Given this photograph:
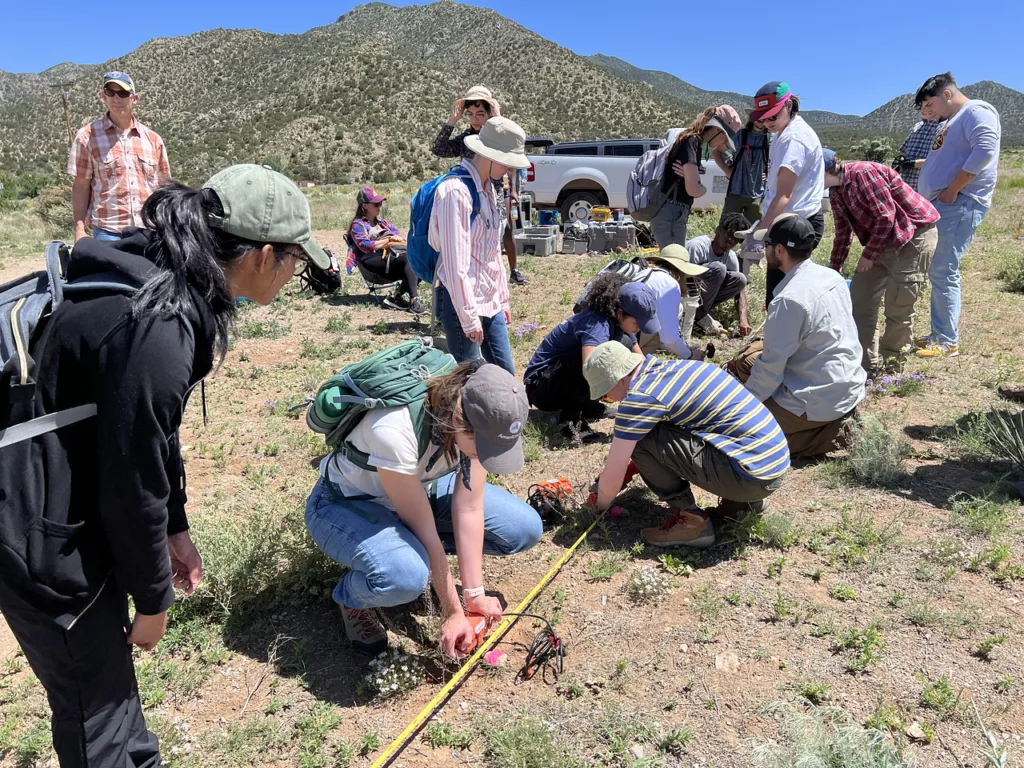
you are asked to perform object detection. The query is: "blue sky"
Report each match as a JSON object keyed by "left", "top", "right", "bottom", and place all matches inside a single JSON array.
[{"left": 2, "top": 0, "right": 1019, "bottom": 116}]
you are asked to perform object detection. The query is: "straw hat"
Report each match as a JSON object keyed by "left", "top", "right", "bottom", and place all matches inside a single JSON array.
[
  {"left": 647, "top": 244, "right": 708, "bottom": 277},
  {"left": 464, "top": 117, "right": 531, "bottom": 170}
]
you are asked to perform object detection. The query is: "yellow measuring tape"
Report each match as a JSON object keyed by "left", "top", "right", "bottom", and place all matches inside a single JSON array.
[{"left": 370, "top": 511, "right": 606, "bottom": 768}]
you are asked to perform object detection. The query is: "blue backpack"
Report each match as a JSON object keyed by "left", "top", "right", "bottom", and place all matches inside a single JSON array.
[{"left": 407, "top": 166, "right": 480, "bottom": 284}]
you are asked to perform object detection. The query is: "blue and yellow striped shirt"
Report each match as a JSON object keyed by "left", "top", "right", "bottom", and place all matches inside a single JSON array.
[{"left": 613, "top": 356, "right": 790, "bottom": 481}]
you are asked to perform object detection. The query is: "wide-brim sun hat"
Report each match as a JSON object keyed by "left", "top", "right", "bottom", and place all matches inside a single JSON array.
[
  {"left": 751, "top": 81, "right": 792, "bottom": 122},
  {"left": 464, "top": 116, "right": 531, "bottom": 170},
  {"left": 702, "top": 116, "right": 736, "bottom": 153},
  {"left": 583, "top": 342, "right": 645, "bottom": 401},
  {"left": 649, "top": 244, "right": 708, "bottom": 277},
  {"left": 203, "top": 164, "right": 331, "bottom": 270}
]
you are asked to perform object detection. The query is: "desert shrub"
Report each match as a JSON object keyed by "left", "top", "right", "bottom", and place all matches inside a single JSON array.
[{"left": 847, "top": 415, "right": 909, "bottom": 485}]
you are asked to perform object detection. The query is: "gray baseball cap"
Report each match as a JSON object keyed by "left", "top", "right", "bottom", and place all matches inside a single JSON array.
[
  {"left": 462, "top": 364, "right": 529, "bottom": 475},
  {"left": 203, "top": 164, "right": 331, "bottom": 269}
]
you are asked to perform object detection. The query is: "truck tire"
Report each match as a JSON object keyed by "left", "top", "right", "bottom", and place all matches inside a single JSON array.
[{"left": 560, "top": 191, "right": 602, "bottom": 226}]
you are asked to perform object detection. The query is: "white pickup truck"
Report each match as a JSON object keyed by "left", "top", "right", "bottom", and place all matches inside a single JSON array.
[{"left": 524, "top": 135, "right": 730, "bottom": 225}]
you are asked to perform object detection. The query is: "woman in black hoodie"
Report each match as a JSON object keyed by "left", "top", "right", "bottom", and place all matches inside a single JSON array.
[{"left": 0, "top": 164, "right": 330, "bottom": 767}]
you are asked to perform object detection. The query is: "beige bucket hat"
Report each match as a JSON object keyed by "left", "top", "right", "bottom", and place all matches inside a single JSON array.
[
  {"left": 464, "top": 116, "right": 531, "bottom": 170},
  {"left": 648, "top": 244, "right": 708, "bottom": 277}
]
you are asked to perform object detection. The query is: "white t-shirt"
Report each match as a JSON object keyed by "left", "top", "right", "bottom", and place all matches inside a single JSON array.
[
  {"left": 319, "top": 406, "right": 458, "bottom": 511},
  {"left": 643, "top": 268, "right": 691, "bottom": 359},
  {"left": 763, "top": 115, "right": 824, "bottom": 218}
]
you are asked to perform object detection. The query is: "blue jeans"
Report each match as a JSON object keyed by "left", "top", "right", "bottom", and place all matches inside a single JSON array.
[
  {"left": 92, "top": 227, "right": 122, "bottom": 241},
  {"left": 435, "top": 285, "right": 516, "bottom": 375},
  {"left": 304, "top": 474, "right": 543, "bottom": 609},
  {"left": 928, "top": 195, "right": 988, "bottom": 345}
]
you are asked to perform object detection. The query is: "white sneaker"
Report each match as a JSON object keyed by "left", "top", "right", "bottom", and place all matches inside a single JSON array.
[{"left": 339, "top": 604, "right": 388, "bottom": 654}]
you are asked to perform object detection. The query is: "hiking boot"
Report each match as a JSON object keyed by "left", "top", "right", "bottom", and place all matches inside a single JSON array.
[
  {"left": 510, "top": 269, "right": 528, "bottom": 285},
  {"left": 339, "top": 604, "right": 388, "bottom": 655},
  {"left": 916, "top": 342, "right": 959, "bottom": 359},
  {"left": 408, "top": 297, "right": 428, "bottom": 316},
  {"left": 559, "top": 419, "right": 603, "bottom": 444},
  {"left": 383, "top": 292, "right": 410, "bottom": 311},
  {"left": 642, "top": 509, "right": 716, "bottom": 549},
  {"left": 998, "top": 384, "right": 1024, "bottom": 403},
  {"left": 707, "top": 498, "right": 770, "bottom": 522}
]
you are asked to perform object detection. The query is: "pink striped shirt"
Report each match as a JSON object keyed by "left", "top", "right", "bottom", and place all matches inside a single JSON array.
[{"left": 429, "top": 160, "right": 509, "bottom": 335}]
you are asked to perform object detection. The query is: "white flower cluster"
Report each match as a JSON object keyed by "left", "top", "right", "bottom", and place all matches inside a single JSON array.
[
  {"left": 625, "top": 566, "right": 672, "bottom": 603},
  {"left": 363, "top": 649, "right": 422, "bottom": 700},
  {"left": 168, "top": 717, "right": 195, "bottom": 757}
]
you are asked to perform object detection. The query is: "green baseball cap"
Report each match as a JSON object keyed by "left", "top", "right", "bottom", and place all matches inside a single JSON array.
[{"left": 203, "top": 164, "right": 330, "bottom": 269}]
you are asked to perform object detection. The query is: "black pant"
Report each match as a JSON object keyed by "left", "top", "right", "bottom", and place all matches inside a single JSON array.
[
  {"left": 359, "top": 250, "right": 419, "bottom": 299},
  {"left": 0, "top": 579, "right": 161, "bottom": 767},
  {"left": 524, "top": 352, "right": 597, "bottom": 423},
  {"left": 765, "top": 210, "right": 825, "bottom": 305}
]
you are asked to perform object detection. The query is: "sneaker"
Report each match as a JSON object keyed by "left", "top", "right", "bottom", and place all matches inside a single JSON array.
[
  {"left": 916, "top": 342, "right": 959, "bottom": 359},
  {"left": 913, "top": 335, "right": 933, "bottom": 349},
  {"left": 382, "top": 292, "right": 410, "bottom": 311},
  {"left": 408, "top": 297, "right": 428, "bottom": 316},
  {"left": 641, "top": 510, "right": 716, "bottom": 549},
  {"left": 339, "top": 604, "right": 388, "bottom": 654},
  {"left": 559, "top": 419, "right": 603, "bottom": 444},
  {"left": 510, "top": 269, "right": 528, "bottom": 285}
]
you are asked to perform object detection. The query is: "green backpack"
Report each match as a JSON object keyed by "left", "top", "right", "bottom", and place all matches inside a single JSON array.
[{"left": 307, "top": 338, "right": 457, "bottom": 471}]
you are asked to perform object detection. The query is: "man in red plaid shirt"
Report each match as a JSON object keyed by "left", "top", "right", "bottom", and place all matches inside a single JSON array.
[
  {"left": 825, "top": 151, "right": 938, "bottom": 374},
  {"left": 68, "top": 71, "right": 171, "bottom": 242}
]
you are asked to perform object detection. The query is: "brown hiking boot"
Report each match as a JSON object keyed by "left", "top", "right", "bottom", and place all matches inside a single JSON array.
[
  {"left": 997, "top": 384, "right": 1024, "bottom": 403},
  {"left": 339, "top": 604, "right": 388, "bottom": 655},
  {"left": 641, "top": 509, "right": 716, "bottom": 549}
]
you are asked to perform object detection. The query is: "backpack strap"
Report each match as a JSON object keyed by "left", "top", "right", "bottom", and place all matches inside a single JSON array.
[
  {"left": 449, "top": 166, "right": 480, "bottom": 223},
  {"left": 0, "top": 404, "right": 97, "bottom": 449}
]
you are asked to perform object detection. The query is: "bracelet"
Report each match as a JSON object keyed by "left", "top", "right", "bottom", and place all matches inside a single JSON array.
[{"left": 462, "top": 585, "right": 485, "bottom": 599}]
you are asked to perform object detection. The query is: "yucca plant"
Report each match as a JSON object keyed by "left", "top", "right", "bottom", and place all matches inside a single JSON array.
[{"left": 980, "top": 409, "right": 1024, "bottom": 468}]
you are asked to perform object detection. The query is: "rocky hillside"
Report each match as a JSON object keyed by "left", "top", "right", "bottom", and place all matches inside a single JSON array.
[
  {"left": 0, "top": 1, "right": 698, "bottom": 185},
  {"left": 586, "top": 54, "right": 860, "bottom": 127},
  {"left": 858, "top": 80, "right": 1024, "bottom": 135}
]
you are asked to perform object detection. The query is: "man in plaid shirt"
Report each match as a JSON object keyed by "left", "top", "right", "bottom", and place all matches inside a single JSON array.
[
  {"left": 825, "top": 151, "right": 939, "bottom": 374},
  {"left": 895, "top": 119, "right": 943, "bottom": 191},
  {"left": 68, "top": 71, "right": 171, "bottom": 242}
]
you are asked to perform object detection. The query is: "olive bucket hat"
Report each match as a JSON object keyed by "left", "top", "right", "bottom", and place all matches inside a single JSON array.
[{"left": 203, "top": 164, "right": 331, "bottom": 269}]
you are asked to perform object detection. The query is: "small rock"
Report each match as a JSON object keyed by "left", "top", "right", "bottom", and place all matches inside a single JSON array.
[
  {"left": 601, "top": 595, "right": 607, "bottom": 606},
  {"left": 680, "top": 644, "right": 689, "bottom": 653},
  {"left": 715, "top": 651, "right": 740, "bottom": 673},
  {"left": 629, "top": 745, "right": 645, "bottom": 760},
  {"left": 906, "top": 723, "right": 928, "bottom": 741}
]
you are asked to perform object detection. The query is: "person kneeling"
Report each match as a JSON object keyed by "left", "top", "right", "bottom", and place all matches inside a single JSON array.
[
  {"left": 305, "top": 363, "right": 542, "bottom": 659},
  {"left": 585, "top": 342, "right": 790, "bottom": 549},
  {"left": 728, "top": 214, "right": 866, "bottom": 457},
  {"left": 524, "top": 276, "right": 660, "bottom": 442}
]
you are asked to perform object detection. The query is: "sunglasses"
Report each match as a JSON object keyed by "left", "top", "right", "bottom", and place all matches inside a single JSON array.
[
  {"left": 763, "top": 112, "right": 784, "bottom": 125},
  {"left": 103, "top": 88, "right": 132, "bottom": 99},
  {"left": 287, "top": 249, "right": 311, "bottom": 276}
]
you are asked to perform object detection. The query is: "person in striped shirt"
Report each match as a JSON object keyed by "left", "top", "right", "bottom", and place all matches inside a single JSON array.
[
  {"left": 429, "top": 117, "right": 531, "bottom": 375},
  {"left": 584, "top": 342, "right": 790, "bottom": 548},
  {"left": 68, "top": 71, "right": 171, "bottom": 242}
]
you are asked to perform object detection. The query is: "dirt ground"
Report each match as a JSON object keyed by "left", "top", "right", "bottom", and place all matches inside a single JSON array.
[{"left": 2, "top": 167, "right": 1024, "bottom": 768}]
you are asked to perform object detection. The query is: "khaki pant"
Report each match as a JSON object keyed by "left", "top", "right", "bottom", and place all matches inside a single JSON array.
[
  {"left": 722, "top": 195, "right": 762, "bottom": 226},
  {"left": 726, "top": 341, "right": 856, "bottom": 457},
  {"left": 850, "top": 225, "right": 937, "bottom": 372}
]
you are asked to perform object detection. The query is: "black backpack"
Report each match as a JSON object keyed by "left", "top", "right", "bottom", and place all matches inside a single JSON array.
[{"left": 298, "top": 246, "right": 342, "bottom": 295}]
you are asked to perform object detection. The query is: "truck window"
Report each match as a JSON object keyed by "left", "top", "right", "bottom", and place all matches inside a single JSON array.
[
  {"left": 604, "top": 144, "right": 644, "bottom": 157},
  {"left": 549, "top": 145, "right": 598, "bottom": 156}
]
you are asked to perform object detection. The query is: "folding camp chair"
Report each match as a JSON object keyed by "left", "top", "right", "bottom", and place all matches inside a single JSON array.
[{"left": 344, "top": 233, "right": 403, "bottom": 306}]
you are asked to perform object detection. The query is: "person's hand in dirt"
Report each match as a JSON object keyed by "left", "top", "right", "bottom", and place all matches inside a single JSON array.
[
  {"left": 441, "top": 613, "right": 477, "bottom": 659},
  {"left": 739, "top": 319, "right": 753, "bottom": 337},
  {"left": 465, "top": 592, "right": 502, "bottom": 627}
]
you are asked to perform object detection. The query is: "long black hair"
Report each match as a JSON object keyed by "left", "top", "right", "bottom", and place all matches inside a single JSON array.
[
  {"left": 347, "top": 196, "right": 375, "bottom": 242},
  {"left": 580, "top": 272, "right": 628, "bottom": 322},
  {"left": 133, "top": 181, "right": 292, "bottom": 361}
]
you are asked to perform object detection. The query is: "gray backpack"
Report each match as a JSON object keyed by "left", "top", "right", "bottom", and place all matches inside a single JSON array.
[{"left": 626, "top": 128, "right": 683, "bottom": 221}]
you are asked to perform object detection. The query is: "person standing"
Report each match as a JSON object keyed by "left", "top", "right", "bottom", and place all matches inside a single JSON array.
[
  {"left": 825, "top": 153, "right": 939, "bottom": 374},
  {"left": 895, "top": 118, "right": 944, "bottom": 192},
  {"left": 430, "top": 117, "right": 530, "bottom": 375},
  {"left": 68, "top": 71, "right": 171, "bottom": 242},
  {"left": 650, "top": 107, "right": 735, "bottom": 248},
  {"left": 432, "top": 86, "right": 527, "bottom": 286},
  {"left": 685, "top": 213, "right": 753, "bottom": 337},
  {"left": 751, "top": 82, "right": 825, "bottom": 306},
  {"left": 715, "top": 119, "right": 770, "bottom": 224},
  {"left": 729, "top": 214, "right": 866, "bottom": 457},
  {"left": 0, "top": 165, "right": 331, "bottom": 766},
  {"left": 914, "top": 72, "right": 1002, "bottom": 359}
]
